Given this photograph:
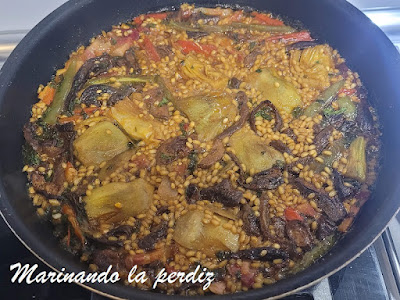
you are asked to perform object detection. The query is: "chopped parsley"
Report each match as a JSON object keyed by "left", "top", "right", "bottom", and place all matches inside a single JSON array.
[
  {"left": 249, "top": 41, "right": 256, "bottom": 51},
  {"left": 22, "top": 144, "right": 40, "bottom": 166},
  {"left": 292, "top": 106, "right": 303, "bottom": 119},
  {"left": 160, "top": 153, "right": 173, "bottom": 161},
  {"left": 255, "top": 68, "right": 262, "bottom": 73},
  {"left": 187, "top": 151, "right": 198, "bottom": 175},
  {"left": 216, "top": 250, "right": 232, "bottom": 261},
  {"left": 158, "top": 97, "right": 169, "bottom": 107},
  {"left": 44, "top": 172, "right": 53, "bottom": 182},
  {"left": 274, "top": 160, "right": 285, "bottom": 169},
  {"left": 323, "top": 107, "right": 346, "bottom": 117},
  {"left": 255, "top": 108, "right": 272, "bottom": 120},
  {"left": 179, "top": 122, "right": 188, "bottom": 136},
  {"left": 111, "top": 38, "right": 117, "bottom": 45}
]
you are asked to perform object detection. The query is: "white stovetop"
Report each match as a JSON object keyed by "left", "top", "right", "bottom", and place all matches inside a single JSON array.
[{"left": 0, "top": 0, "right": 398, "bottom": 32}]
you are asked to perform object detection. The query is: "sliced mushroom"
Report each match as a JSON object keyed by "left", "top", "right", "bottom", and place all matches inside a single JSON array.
[
  {"left": 316, "top": 215, "right": 336, "bottom": 240},
  {"left": 286, "top": 220, "right": 314, "bottom": 249},
  {"left": 244, "top": 50, "right": 261, "bottom": 69},
  {"left": 269, "top": 140, "right": 291, "bottom": 154},
  {"left": 64, "top": 54, "right": 116, "bottom": 111},
  {"left": 198, "top": 139, "right": 225, "bottom": 168},
  {"left": 215, "top": 91, "right": 249, "bottom": 141},
  {"left": 240, "top": 167, "right": 284, "bottom": 191},
  {"left": 124, "top": 47, "right": 142, "bottom": 75},
  {"left": 332, "top": 169, "right": 359, "bottom": 199},
  {"left": 290, "top": 177, "right": 346, "bottom": 222},
  {"left": 259, "top": 193, "right": 270, "bottom": 239},
  {"left": 240, "top": 204, "right": 260, "bottom": 236},
  {"left": 156, "top": 136, "right": 190, "bottom": 165},
  {"left": 200, "top": 179, "right": 243, "bottom": 207},
  {"left": 314, "top": 125, "right": 334, "bottom": 155},
  {"left": 250, "top": 100, "right": 283, "bottom": 133},
  {"left": 138, "top": 221, "right": 168, "bottom": 251},
  {"left": 228, "top": 77, "right": 242, "bottom": 89},
  {"left": 286, "top": 41, "right": 318, "bottom": 51},
  {"left": 186, "top": 183, "right": 201, "bottom": 204},
  {"left": 144, "top": 88, "right": 170, "bottom": 120}
]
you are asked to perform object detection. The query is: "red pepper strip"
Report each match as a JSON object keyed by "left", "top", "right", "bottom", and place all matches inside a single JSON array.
[
  {"left": 73, "top": 107, "right": 98, "bottom": 115},
  {"left": 176, "top": 40, "right": 217, "bottom": 56},
  {"left": 145, "top": 12, "right": 168, "bottom": 20},
  {"left": 62, "top": 205, "right": 85, "bottom": 246},
  {"left": 133, "top": 16, "right": 143, "bottom": 26},
  {"left": 284, "top": 207, "right": 304, "bottom": 221},
  {"left": 339, "top": 88, "right": 356, "bottom": 96},
  {"left": 39, "top": 86, "right": 56, "bottom": 105},
  {"left": 142, "top": 37, "right": 161, "bottom": 62},
  {"left": 266, "top": 31, "right": 313, "bottom": 43},
  {"left": 251, "top": 11, "right": 284, "bottom": 26},
  {"left": 74, "top": 107, "right": 99, "bottom": 115},
  {"left": 229, "top": 10, "right": 244, "bottom": 22},
  {"left": 296, "top": 203, "right": 318, "bottom": 218}
]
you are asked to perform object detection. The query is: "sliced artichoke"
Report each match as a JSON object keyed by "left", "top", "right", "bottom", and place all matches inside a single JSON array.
[
  {"left": 175, "top": 93, "right": 237, "bottom": 141},
  {"left": 247, "top": 68, "right": 302, "bottom": 114},
  {"left": 84, "top": 178, "right": 153, "bottom": 223},
  {"left": 111, "top": 97, "right": 163, "bottom": 142},
  {"left": 173, "top": 210, "right": 239, "bottom": 255},
  {"left": 98, "top": 149, "right": 137, "bottom": 180},
  {"left": 73, "top": 121, "right": 130, "bottom": 166},
  {"left": 230, "top": 127, "right": 285, "bottom": 173}
]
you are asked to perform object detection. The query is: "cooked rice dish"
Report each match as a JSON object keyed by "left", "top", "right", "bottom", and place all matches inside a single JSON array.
[{"left": 22, "top": 4, "right": 380, "bottom": 295}]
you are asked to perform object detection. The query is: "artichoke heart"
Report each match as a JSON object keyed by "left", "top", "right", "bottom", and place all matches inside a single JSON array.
[
  {"left": 73, "top": 121, "right": 130, "bottom": 166},
  {"left": 173, "top": 210, "right": 239, "bottom": 255}
]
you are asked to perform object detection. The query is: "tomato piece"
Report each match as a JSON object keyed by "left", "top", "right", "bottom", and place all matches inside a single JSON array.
[
  {"left": 296, "top": 203, "right": 318, "bottom": 218},
  {"left": 176, "top": 40, "right": 217, "bottom": 56},
  {"left": 284, "top": 207, "right": 304, "bottom": 221},
  {"left": 142, "top": 37, "right": 161, "bottom": 62},
  {"left": 39, "top": 86, "right": 56, "bottom": 105},
  {"left": 266, "top": 31, "right": 313, "bottom": 43}
]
